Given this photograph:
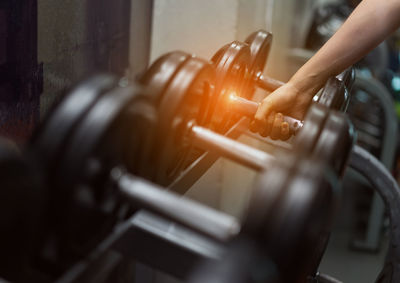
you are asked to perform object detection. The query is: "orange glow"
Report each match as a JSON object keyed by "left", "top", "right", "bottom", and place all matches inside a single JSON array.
[{"left": 228, "top": 91, "right": 238, "bottom": 101}]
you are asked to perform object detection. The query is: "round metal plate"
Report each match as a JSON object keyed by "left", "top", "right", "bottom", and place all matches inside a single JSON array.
[
  {"left": 318, "top": 68, "right": 355, "bottom": 111},
  {"left": 293, "top": 103, "right": 329, "bottom": 153},
  {"left": 313, "top": 111, "right": 355, "bottom": 175},
  {"left": 58, "top": 83, "right": 141, "bottom": 187},
  {"left": 30, "top": 74, "right": 118, "bottom": 176},
  {"left": 244, "top": 30, "right": 273, "bottom": 76},
  {"left": 154, "top": 57, "right": 215, "bottom": 185},
  {"left": 248, "top": 155, "right": 338, "bottom": 282},
  {"left": 206, "top": 41, "right": 252, "bottom": 133},
  {"left": 140, "top": 51, "right": 191, "bottom": 104},
  {"left": 268, "top": 158, "right": 337, "bottom": 281},
  {"left": 63, "top": 83, "right": 142, "bottom": 254}
]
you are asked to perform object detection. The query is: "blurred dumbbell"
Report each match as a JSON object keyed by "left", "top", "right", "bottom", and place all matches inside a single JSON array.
[
  {"left": 24, "top": 75, "right": 338, "bottom": 283},
  {"left": 205, "top": 30, "right": 355, "bottom": 132},
  {"left": 140, "top": 55, "right": 354, "bottom": 184}
]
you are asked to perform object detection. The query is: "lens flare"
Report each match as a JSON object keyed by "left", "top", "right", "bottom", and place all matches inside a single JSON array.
[{"left": 228, "top": 91, "right": 238, "bottom": 101}]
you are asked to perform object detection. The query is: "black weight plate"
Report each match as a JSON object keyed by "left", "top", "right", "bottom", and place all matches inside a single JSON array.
[
  {"left": 206, "top": 41, "right": 252, "bottom": 133},
  {"left": 58, "top": 83, "right": 141, "bottom": 187},
  {"left": 120, "top": 99, "right": 158, "bottom": 179},
  {"left": 140, "top": 51, "right": 191, "bottom": 104},
  {"left": 243, "top": 153, "right": 293, "bottom": 235},
  {"left": 248, "top": 155, "right": 338, "bottom": 282},
  {"left": 269, "top": 159, "right": 337, "bottom": 282},
  {"left": 154, "top": 57, "right": 215, "bottom": 185},
  {"left": 52, "top": 82, "right": 141, "bottom": 257},
  {"left": 244, "top": 30, "right": 273, "bottom": 76},
  {"left": 318, "top": 67, "right": 355, "bottom": 111},
  {"left": 30, "top": 74, "right": 118, "bottom": 175},
  {"left": 313, "top": 111, "right": 355, "bottom": 176},
  {"left": 293, "top": 103, "right": 329, "bottom": 154}
]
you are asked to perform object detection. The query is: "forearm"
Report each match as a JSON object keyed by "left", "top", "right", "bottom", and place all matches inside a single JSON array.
[{"left": 289, "top": 0, "right": 400, "bottom": 96}]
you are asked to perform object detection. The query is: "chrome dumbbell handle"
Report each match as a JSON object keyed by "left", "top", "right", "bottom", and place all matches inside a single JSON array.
[
  {"left": 113, "top": 168, "right": 241, "bottom": 242},
  {"left": 188, "top": 121, "right": 274, "bottom": 171}
]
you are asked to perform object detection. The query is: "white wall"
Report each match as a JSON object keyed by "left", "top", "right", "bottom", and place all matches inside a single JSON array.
[
  {"left": 150, "top": 0, "right": 276, "bottom": 61},
  {"left": 151, "top": 0, "right": 239, "bottom": 61}
]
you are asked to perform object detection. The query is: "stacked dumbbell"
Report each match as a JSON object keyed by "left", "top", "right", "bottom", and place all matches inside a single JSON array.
[
  {"left": 0, "top": 30, "right": 357, "bottom": 283},
  {"left": 135, "top": 30, "right": 355, "bottom": 186}
]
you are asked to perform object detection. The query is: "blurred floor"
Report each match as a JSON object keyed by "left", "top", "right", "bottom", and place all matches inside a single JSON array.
[{"left": 320, "top": 230, "right": 387, "bottom": 283}]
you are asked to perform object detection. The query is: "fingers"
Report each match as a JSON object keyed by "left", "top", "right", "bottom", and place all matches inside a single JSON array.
[
  {"left": 250, "top": 101, "right": 273, "bottom": 134},
  {"left": 249, "top": 95, "right": 293, "bottom": 140},
  {"left": 270, "top": 113, "right": 283, "bottom": 140},
  {"left": 262, "top": 111, "right": 275, "bottom": 137},
  {"left": 252, "top": 112, "right": 292, "bottom": 140},
  {"left": 280, "top": 122, "right": 291, "bottom": 141}
]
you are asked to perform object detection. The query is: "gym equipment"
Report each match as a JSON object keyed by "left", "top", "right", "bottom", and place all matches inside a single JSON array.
[
  {"left": 316, "top": 67, "right": 355, "bottom": 112},
  {"left": 139, "top": 51, "right": 191, "bottom": 104},
  {"left": 23, "top": 74, "right": 340, "bottom": 283},
  {"left": 144, "top": 56, "right": 353, "bottom": 184},
  {"left": 228, "top": 94, "right": 354, "bottom": 176},
  {"left": 205, "top": 30, "right": 354, "bottom": 132}
]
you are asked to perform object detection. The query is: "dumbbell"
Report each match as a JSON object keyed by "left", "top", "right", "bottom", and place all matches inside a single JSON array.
[
  {"left": 140, "top": 41, "right": 352, "bottom": 149},
  {"left": 205, "top": 36, "right": 355, "bottom": 133},
  {"left": 141, "top": 55, "right": 354, "bottom": 185},
  {"left": 26, "top": 75, "right": 338, "bottom": 283},
  {"left": 141, "top": 57, "right": 349, "bottom": 279}
]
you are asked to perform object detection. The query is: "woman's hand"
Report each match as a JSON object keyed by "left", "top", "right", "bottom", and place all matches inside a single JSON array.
[{"left": 249, "top": 82, "right": 313, "bottom": 140}]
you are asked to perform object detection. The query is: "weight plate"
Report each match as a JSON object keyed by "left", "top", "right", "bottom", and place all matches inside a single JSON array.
[
  {"left": 61, "top": 82, "right": 142, "bottom": 256},
  {"left": 318, "top": 68, "right": 355, "bottom": 111},
  {"left": 248, "top": 155, "right": 338, "bottom": 282},
  {"left": 30, "top": 74, "right": 118, "bottom": 176},
  {"left": 140, "top": 51, "right": 191, "bottom": 104},
  {"left": 59, "top": 83, "right": 141, "bottom": 189},
  {"left": 269, "top": 159, "right": 337, "bottom": 282},
  {"left": 32, "top": 77, "right": 143, "bottom": 260},
  {"left": 207, "top": 41, "right": 252, "bottom": 133},
  {"left": 244, "top": 30, "right": 273, "bottom": 76},
  {"left": 121, "top": 100, "right": 158, "bottom": 179},
  {"left": 313, "top": 111, "right": 355, "bottom": 175},
  {"left": 293, "top": 103, "right": 329, "bottom": 154},
  {"left": 154, "top": 57, "right": 215, "bottom": 185}
]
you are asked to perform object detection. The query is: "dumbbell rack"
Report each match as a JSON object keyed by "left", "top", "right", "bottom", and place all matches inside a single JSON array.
[
  {"left": 3, "top": 26, "right": 400, "bottom": 283},
  {"left": 54, "top": 116, "right": 255, "bottom": 282}
]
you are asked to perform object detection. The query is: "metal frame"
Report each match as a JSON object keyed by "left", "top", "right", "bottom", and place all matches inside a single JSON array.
[
  {"left": 351, "top": 74, "right": 398, "bottom": 252},
  {"left": 56, "top": 211, "right": 224, "bottom": 283}
]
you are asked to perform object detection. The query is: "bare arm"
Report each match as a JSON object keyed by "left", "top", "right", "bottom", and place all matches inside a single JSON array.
[
  {"left": 251, "top": 0, "right": 400, "bottom": 139},
  {"left": 291, "top": 0, "right": 400, "bottom": 96}
]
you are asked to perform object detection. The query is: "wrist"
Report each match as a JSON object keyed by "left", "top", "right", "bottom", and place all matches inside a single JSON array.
[{"left": 287, "top": 72, "right": 326, "bottom": 99}]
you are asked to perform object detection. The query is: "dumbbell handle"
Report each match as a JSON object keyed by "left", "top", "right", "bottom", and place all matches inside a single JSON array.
[
  {"left": 229, "top": 95, "right": 303, "bottom": 134},
  {"left": 113, "top": 168, "right": 241, "bottom": 242},
  {"left": 188, "top": 121, "right": 274, "bottom": 171},
  {"left": 255, "top": 72, "right": 284, "bottom": 92}
]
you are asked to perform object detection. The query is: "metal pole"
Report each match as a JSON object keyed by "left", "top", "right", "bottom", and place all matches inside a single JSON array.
[
  {"left": 113, "top": 169, "right": 241, "bottom": 242},
  {"left": 190, "top": 124, "right": 274, "bottom": 171}
]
